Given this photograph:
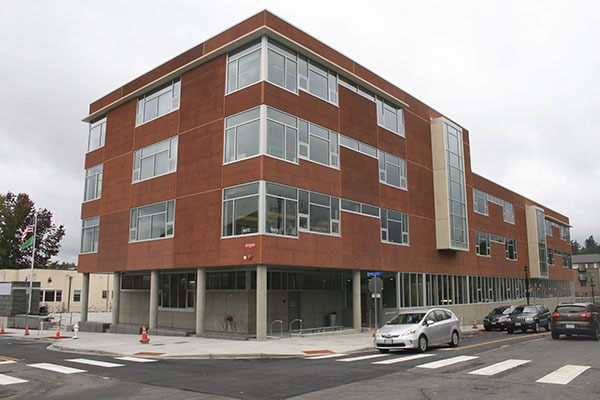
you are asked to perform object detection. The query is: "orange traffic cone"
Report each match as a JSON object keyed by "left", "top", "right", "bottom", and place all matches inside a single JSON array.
[
  {"left": 0, "top": 324, "right": 5, "bottom": 334},
  {"left": 24, "top": 326, "right": 30, "bottom": 336},
  {"left": 54, "top": 326, "right": 61, "bottom": 338},
  {"left": 139, "top": 326, "right": 150, "bottom": 344},
  {"left": 472, "top": 319, "right": 479, "bottom": 330}
]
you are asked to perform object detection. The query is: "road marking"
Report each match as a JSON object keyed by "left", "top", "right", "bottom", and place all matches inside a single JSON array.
[
  {"left": 0, "top": 361, "right": 16, "bottom": 365},
  {"left": 447, "top": 333, "right": 548, "bottom": 351},
  {"left": 416, "top": 355, "right": 479, "bottom": 369},
  {"left": 0, "top": 374, "right": 28, "bottom": 385},
  {"left": 27, "top": 363, "right": 86, "bottom": 374},
  {"left": 115, "top": 356, "right": 157, "bottom": 363},
  {"left": 305, "top": 353, "right": 349, "bottom": 360},
  {"left": 469, "top": 359, "right": 530, "bottom": 376},
  {"left": 536, "top": 365, "right": 591, "bottom": 385},
  {"left": 373, "top": 353, "right": 434, "bottom": 365},
  {"left": 66, "top": 358, "right": 124, "bottom": 368},
  {"left": 337, "top": 354, "right": 389, "bottom": 362},
  {"left": 0, "top": 356, "right": 19, "bottom": 362}
]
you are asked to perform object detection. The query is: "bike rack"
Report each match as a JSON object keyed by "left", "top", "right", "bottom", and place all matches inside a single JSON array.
[
  {"left": 270, "top": 319, "right": 283, "bottom": 338},
  {"left": 289, "top": 319, "right": 303, "bottom": 335}
]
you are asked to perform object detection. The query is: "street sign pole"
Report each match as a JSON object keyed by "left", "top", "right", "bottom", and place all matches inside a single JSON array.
[
  {"left": 374, "top": 278, "right": 378, "bottom": 332},
  {"left": 367, "top": 272, "right": 384, "bottom": 333}
]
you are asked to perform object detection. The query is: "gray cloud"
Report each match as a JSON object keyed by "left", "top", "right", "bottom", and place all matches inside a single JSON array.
[{"left": 1, "top": 0, "right": 598, "bottom": 263}]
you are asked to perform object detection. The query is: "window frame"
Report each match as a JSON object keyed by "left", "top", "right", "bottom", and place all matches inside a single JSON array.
[
  {"left": 376, "top": 97, "right": 405, "bottom": 136},
  {"left": 135, "top": 78, "right": 181, "bottom": 127},
  {"left": 380, "top": 208, "right": 409, "bottom": 246},
  {"left": 476, "top": 231, "right": 491, "bottom": 257},
  {"left": 87, "top": 116, "right": 106, "bottom": 153},
  {"left": 378, "top": 151, "right": 407, "bottom": 190},
  {"left": 83, "top": 163, "right": 103, "bottom": 202},
  {"left": 298, "top": 55, "right": 339, "bottom": 105},
  {"left": 132, "top": 136, "right": 178, "bottom": 183},
  {"left": 129, "top": 200, "right": 176, "bottom": 243},
  {"left": 222, "top": 182, "right": 261, "bottom": 238},
  {"left": 226, "top": 39, "right": 262, "bottom": 95},
  {"left": 223, "top": 107, "right": 262, "bottom": 164},
  {"left": 80, "top": 216, "right": 100, "bottom": 254},
  {"left": 265, "top": 182, "right": 298, "bottom": 237}
]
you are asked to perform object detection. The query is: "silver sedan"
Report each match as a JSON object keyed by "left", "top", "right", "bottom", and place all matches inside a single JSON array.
[{"left": 375, "top": 308, "right": 461, "bottom": 353}]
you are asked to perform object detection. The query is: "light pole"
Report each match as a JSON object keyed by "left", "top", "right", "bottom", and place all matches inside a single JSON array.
[
  {"left": 524, "top": 266, "right": 530, "bottom": 306},
  {"left": 591, "top": 274, "right": 596, "bottom": 304}
]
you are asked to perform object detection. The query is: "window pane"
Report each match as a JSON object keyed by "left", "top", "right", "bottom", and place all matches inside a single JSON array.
[
  {"left": 236, "top": 120, "right": 260, "bottom": 159},
  {"left": 227, "top": 61, "right": 237, "bottom": 93},
  {"left": 151, "top": 214, "right": 166, "bottom": 238},
  {"left": 140, "top": 156, "right": 154, "bottom": 180},
  {"left": 285, "top": 128, "right": 297, "bottom": 162},
  {"left": 285, "top": 200, "right": 297, "bottom": 236},
  {"left": 267, "top": 49, "right": 285, "bottom": 87},
  {"left": 143, "top": 97, "right": 158, "bottom": 122},
  {"left": 286, "top": 59, "right": 297, "bottom": 92},
  {"left": 138, "top": 216, "right": 151, "bottom": 240},
  {"left": 310, "top": 204, "right": 330, "bottom": 233},
  {"left": 308, "top": 69, "right": 328, "bottom": 100},
  {"left": 388, "top": 220, "right": 403, "bottom": 243},
  {"left": 238, "top": 50, "right": 260, "bottom": 88},
  {"left": 223, "top": 201, "right": 233, "bottom": 236},
  {"left": 267, "top": 120, "right": 285, "bottom": 159},
  {"left": 387, "top": 164, "right": 401, "bottom": 187},
  {"left": 266, "top": 182, "right": 297, "bottom": 199},
  {"left": 266, "top": 196, "right": 284, "bottom": 235},
  {"left": 309, "top": 135, "right": 329, "bottom": 165},
  {"left": 234, "top": 196, "right": 259, "bottom": 235},
  {"left": 224, "top": 182, "right": 259, "bottom": 199},
  {"left": 154, "top": 151, "right": 168, "bottom": 175}
]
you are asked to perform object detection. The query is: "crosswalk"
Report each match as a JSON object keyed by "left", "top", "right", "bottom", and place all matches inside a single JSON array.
[
  {"left": 304, "top": 352, "right": 595, "bottom": 386},
  {"left": 0, "top": 356, "right": 159, "bottom": 386}
]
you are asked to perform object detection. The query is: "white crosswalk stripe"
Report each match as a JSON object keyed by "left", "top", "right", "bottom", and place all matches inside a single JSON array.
[
  {"left": 0, "top": 373, "right": 28, "bottom": 386},
  {"left": 115, "top": 356, "right": 158, "bottom": 363},
  {"left": 66, "top": 358, "right": 124, "bottom": 368},
  {"left": 0, "top": 361, "right": 16, "bottom": 366},
  {"left": 305, "top": 353, "right": 349, "bottom": 360},
  {"left": 27, "top": 363, "right": 86, "bottom": 374},
  {"left": 373, "top": 353, "right": 434, "bottom": 365},
  {"left": 337, "top": 354, "right": 389, "bottom": 362},
  {"left": 416, "top": 355, "right": 479, "bottom": 369},
  {"left": 536, "top": 365, "right": 591, "bottom": 385},
  {"left": 469, "top": 359, "right": 530, "bottom": 376}
]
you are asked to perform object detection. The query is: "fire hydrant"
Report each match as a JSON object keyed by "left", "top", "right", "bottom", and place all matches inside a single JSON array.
[{"left": 73, "top": 323, "right": 79, "bottom": 340}]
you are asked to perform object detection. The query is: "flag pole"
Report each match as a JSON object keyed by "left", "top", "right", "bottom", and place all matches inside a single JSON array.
[{"left": 25, "top": 213, "right": 37, "bottom": 332}]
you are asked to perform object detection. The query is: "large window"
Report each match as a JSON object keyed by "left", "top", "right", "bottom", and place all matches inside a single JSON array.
[
  {"left": 88, "top": 116, "right": 106, "bottom": 152},
  {"left": 298, "top": 120, "right": 339, "bottom": 167},
  {"left": 381, "top": 209, "right": 409, "bottom": 245},
  {"left": 298, "top": 190, "right": 340, "bottom": 235},
  {"left": 476, "top": 231, "right": 490, "bottom": 256},
  {"left": 223, "top": 182, "right": 260, "bottom": 237},
  {"left": 129, "top": 200, "right": 175, "bottom": 242},
  {"left": 121, "top": 274, "right": 151, "bottom": 290},
  {"left": 81, "top": 216, "right": 99, "bottom": 254},
  {"left": 136, "top": 78, "right": 181, "bottom": 126},
  {"left": 159, "top": 272, "right": 195, "bottom": 309},
  {"left": 133, "top": 136, "right": 178, "bottom": 182},
  {"left": 84, "top": 164, "right": 103, "bottom": 201},
  {"left": 266, "top": 182, "right": 297, "bottom": 236},
  {"left": 207, "top": 271, "right": 247, "bottom": 290},
  {"left": 473, "top": 189, "right": 488, "bottom": 215},
  {"left": 298, "top": 56, "right": 338, "bottom": 104},
  {"left": 376, "top": 97, "right": 404, "bottom": 136},
  {"left": 224, "top": 108, "right": 261, "bottom": 163},
  {"left": 506, "top": 239, "right": 518, "bottom": 260},
  {"left": 267, "top": 39, "right": 297, "bottom": 92},
  {"left": 473, "top": 188, "right": 514, "bottom": 223},
  {"left": 446, "top": 123, "right": 468, "bottom": 249},
  {"left": 379, "top": 151, "right": 407, "bottom": 189},
  {"left": 227, "top": 40, "right": 261, "bottom": 93},
  {"left": 267, "top": 107, "right": 297, "bottom": 163}
]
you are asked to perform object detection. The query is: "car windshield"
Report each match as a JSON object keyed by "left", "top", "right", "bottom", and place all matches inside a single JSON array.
[
  {"left": 523, "top": 306, "right": 538, "bottom": 313},
  {"left": 502, "top": 307, "right": 515, "bottom": 315},
  {"left": 556, "top": 305, "right": 586, "bottom": 313},
  {"left": 491, "top": 307, "right": 505, "bottom": 315},
  {"left": 388, "top": 313, "right": 425, "bottom": 325}
]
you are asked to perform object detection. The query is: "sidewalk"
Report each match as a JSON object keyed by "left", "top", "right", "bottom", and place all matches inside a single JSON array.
[{"left": 1, "top": 326, "right": 481, "bottom": 360}]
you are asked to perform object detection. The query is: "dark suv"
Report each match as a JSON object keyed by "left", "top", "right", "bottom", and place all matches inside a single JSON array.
[
  {"left": 551, "top": 303, "right": 600, "bottom": 340},
  {"left": 506, "top": 304, "right": 551, "bottom": 333},
  {"left": 483, "top": 306, "right": 514, "bottom": 331}
]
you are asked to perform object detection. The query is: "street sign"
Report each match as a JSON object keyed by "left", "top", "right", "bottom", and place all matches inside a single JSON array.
[
  {"left": 244, "top": 243, "right": 256, "bottom": 249},
  {"left": 368, "top": 277, "right": 384, "bottom": 294},
  {"left": 367, "top": 271, "right": 384, "bottom": 277}
]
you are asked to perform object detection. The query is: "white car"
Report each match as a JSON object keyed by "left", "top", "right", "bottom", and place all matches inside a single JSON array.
[{"left": 375, "top": 308, "right": 461, "bottom": 353}]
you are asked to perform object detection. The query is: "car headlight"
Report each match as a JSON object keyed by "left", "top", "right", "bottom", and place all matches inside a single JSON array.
[
  {"left": 402, "top": 328, "right": 417, "bottom": 337},
  {"left": 499, "top": 316, "right": 508, "bottom": 322},
  {"left": 525, "top": 317, "right": 533, "bottom": 322}
]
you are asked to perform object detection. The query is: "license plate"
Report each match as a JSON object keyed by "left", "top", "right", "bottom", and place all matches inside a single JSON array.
[
  {"left": 566, "top": 324, "right": 575, "bottom": 329},
  {"left": 384, "top": 339, "right": 392, "bottom": 344},
  {"left": 515, "top": 322, "right": 521, "bottom": 326},
  {"left": 491, "top": 322, "right": 497, "bottom": 325}
]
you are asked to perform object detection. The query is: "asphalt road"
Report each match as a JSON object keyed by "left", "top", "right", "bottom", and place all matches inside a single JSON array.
[{"left": 1, "top": 330, "right": 599, "bottom": 399}]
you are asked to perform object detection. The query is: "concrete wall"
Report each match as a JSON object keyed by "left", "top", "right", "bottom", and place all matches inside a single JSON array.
[{"left": 119, "top": 290, "right": 148, "bottom": 326}]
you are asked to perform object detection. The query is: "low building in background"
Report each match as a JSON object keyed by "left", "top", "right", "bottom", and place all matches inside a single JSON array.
[
  {"left": 572, "top": 254, "right": 600, "bottom": 298},
  {"left": 0, "top": 269, "right": 113, "bottom": 314}
]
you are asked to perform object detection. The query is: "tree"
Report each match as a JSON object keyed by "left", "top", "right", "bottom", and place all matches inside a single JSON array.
[
  {"left": 571, "top": 240, "right": 581, "bottom": 255},
  {"left": 0, "top": 192, "right": 65, "bottom": 268},
  {"left": 582, "top": 235, "right": 600, "bottom": 254}
]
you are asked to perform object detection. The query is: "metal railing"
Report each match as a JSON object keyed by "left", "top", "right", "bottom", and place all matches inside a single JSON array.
[{"left": 270, "top": 319, "right": 283, "bottom": 338}]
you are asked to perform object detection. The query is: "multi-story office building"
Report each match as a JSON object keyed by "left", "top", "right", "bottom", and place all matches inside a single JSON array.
[{"left": 78, "top": 11, "right": 574, "bottom": 338}]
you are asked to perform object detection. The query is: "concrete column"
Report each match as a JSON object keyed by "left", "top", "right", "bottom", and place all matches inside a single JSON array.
[
  {"left": 111, "top": 272, "right": 121, "bottom": 325},
  {"left": 195, "top": 268, "right": 206, "bottom": 335},
  {"left": 256, "top": 265, "right": 267, "bottom": 340},
  {"left": 353, "top": 270, "right": 361, "bottom": 330},
  {"left": 80, "top": 273, "right": 90, "bottom": 322},
  {"left": 149, "top": 270, "right": 159, "bottom": 330}
]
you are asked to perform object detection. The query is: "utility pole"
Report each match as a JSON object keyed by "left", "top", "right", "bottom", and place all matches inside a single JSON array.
[{"left": 524, "top": 265, "right": 530, "bottom": 306}]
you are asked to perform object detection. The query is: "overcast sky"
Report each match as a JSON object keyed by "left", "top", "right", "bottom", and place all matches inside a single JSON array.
[{"left": 1, "top": 0, "right": 599, "bottom": 263}]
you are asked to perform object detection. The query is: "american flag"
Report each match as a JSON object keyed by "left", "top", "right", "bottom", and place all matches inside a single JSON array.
[{"left": 20, "top": 224, "right": 34, "bottom": 243}]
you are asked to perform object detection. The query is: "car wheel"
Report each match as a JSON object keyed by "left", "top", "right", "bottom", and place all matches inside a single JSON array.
[
  {"left": 449, "top": 331, "right": 460, "bottom": 347},
  {"left": 592, "top": 326, "right": 600, "bottom": 341},
  {"left": 484, "top": 326, "right": 491, "bottom": 331},
  {"left": 418, "top": 335, "right": 428, "bottom": 353},
  {"left": 551, "top": 331, "right": 560, "bottom": 340},
  {"left": 507, "top": 328, "right": 514, "bottom": 334},
  {"left": 533, "top": 322, "right": 539, "bottom": 333},
  {"left": 378, "top": 348, "right": 390, "bottom": 353}
]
